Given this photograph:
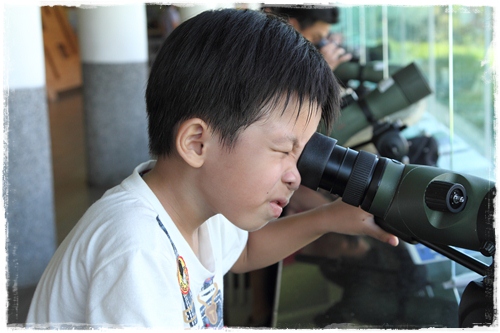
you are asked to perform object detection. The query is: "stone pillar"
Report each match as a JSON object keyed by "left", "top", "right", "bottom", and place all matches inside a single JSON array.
[
  {"left": 4, "top": 5, "right": 56, "bottom": 289},
  {"left": 77, "top": 5, "right": 150, "bottom": 189}
]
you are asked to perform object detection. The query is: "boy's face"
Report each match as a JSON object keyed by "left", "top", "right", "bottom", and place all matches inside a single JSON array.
[{"left": 200, "top": 100, "right": 321, "bottom": 231}]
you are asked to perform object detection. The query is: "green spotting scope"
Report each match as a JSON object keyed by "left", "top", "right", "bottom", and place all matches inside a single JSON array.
[
  {"left": 297, "top": 132, "right": 495, "bottom": 270},
  {"left": 328, "top": 62, "right": 432, "bottom": 145}
]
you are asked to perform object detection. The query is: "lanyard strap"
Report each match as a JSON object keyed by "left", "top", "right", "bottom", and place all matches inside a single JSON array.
[
  {"left": 156, "top": 216, "right": 198, "bottom": 327},
  {"left": 156, "top": 216, "right": 179, "bottom": 256}
]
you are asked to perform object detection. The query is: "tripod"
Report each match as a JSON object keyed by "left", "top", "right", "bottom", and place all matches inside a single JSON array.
[{"left": 417, "top": 239, "right": 495, "bottom": 327}]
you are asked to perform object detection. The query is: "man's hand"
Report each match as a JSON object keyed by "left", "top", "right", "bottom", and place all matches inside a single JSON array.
[{"left": 319, "top": 41, "right": 352, "bottom": 71}]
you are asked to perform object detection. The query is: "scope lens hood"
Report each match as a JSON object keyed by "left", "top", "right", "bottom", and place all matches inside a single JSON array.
[{"left": 392, "top": 62, "right": 432, "bottom": 104}]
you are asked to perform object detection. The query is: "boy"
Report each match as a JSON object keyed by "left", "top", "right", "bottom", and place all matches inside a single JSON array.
[{"left": 26, "top": 9, "right": 398, "bottom": 329}]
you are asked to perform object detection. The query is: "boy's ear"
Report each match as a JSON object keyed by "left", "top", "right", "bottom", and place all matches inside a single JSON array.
[{"left": 176, "top": 118, "right": 211, "bottom": 168}]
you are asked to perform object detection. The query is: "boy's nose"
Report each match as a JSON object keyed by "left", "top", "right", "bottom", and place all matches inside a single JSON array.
[{"left": 283, "top": 167, "right": 301, "bottom": 191}]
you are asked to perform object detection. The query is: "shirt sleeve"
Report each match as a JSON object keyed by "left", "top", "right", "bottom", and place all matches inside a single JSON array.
[{"left": 86, "top": 248, "right": 183, "bottom": 329}]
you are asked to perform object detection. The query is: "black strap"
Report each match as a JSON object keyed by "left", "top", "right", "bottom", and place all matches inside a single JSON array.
[
  {"left": 357, "top": 64, "right": 365, "bottom": 82},
  {"left": 358, "top": 98, "right": 376, "bottom": 124}
]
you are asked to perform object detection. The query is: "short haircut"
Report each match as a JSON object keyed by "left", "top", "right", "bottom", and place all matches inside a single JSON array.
[
  {"left": 263, "top": 5, "right": 339, "bottom": 30},
  {"left": 146, "top": 8, "right": 340, "bottom": 157}
]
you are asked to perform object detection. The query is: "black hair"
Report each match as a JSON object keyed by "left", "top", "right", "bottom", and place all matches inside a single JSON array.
[
  {"left": 263, "top": 5, "right": 339, "bottom": 30},
  {"left": 146, "top": 8, "right": 340, "bottom": 157}
]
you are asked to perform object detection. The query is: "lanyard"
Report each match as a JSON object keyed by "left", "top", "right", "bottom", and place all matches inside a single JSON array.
[{"left": 156, "top": 216, "right": 198, "bottom": 327}]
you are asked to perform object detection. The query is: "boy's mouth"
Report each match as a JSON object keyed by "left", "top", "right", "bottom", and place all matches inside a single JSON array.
[
  {"left": 270, "top": 198, "right": 289, "bottom": 218},
  {"left": 274, "top": 198, "right": 288, "bottom": 208}
]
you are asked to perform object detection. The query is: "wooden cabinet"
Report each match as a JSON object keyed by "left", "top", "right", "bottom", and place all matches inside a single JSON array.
[{"left": 42, "top": 6, "right": 82, "bottom": 101}]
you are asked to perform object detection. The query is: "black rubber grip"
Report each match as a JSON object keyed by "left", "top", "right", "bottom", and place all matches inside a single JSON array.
[{"left": 342, "top": 150, "right": 378, "bottom": 206}]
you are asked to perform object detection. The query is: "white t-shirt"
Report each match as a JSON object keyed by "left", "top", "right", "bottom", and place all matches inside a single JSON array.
[{"left": 26, "top": 161, "right": 248, "bottom": 329}]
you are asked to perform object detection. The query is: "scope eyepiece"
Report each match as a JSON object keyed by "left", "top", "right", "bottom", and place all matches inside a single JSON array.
[
  {"left": 297, "top": 132, "right": 387, "bottom": 209},
  {"left": 315, "top": 38, "right": 329, "bottom": 49}
]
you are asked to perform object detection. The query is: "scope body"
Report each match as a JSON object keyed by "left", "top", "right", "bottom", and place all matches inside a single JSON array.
[{"left": 369, "top": 161, "right": 494, "bottom": 251}]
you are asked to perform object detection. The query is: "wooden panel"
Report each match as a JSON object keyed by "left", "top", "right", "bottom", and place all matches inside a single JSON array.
[{"left": 42, "top": 6, "right": 82, "bottom": 101}]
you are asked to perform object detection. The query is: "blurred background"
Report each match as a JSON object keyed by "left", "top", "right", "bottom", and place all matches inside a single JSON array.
[{"left": 3, "top": 2, "right": 497, "bottom": 329}]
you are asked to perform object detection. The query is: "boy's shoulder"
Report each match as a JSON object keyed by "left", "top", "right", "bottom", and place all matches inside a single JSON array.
[
  {"left": 85, "top": 165, "right": 157, "bottom": 226},
  {"left": 89, "top": 160, "right": 158, "bottom": 218},
  {"left": 68, "top": 161, "right": 169, "bottom": 254}
]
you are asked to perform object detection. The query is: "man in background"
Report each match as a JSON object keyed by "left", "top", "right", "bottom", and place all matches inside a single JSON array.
[{"left": 264, "top": 6, "right": 352, "bottom": 70}]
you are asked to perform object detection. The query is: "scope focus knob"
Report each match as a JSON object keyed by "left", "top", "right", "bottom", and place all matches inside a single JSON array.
[{"left": 425, "top": 181, "right": 467, "bottom": 213}]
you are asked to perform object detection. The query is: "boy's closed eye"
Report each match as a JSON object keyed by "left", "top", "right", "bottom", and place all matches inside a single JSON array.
[
  {"left": 271, "top": 144, "right": 295, "bottom": 157},
  {"left": 270, "top": 136, "right": 299, "bottom": 155},
  {"left": 272, "top": 148, "right": 291, "bottom": 155}
]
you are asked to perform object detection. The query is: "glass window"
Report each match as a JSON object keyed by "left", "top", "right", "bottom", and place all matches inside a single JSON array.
[{"left": 332, "top": 5, "right": 495, "bottom": 180}]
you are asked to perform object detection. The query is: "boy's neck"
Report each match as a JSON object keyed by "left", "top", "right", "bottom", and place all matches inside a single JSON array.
[{"left": 142, "top": 157, "right": 207, "bottom": 255}]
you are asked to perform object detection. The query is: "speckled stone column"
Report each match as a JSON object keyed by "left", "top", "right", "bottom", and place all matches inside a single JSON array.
[
  {"left": 77, "top": 5, "right": 150, "bottom": 189},
  {"left": 4, "top": 6, "right": 57, "bottom": 289}
]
